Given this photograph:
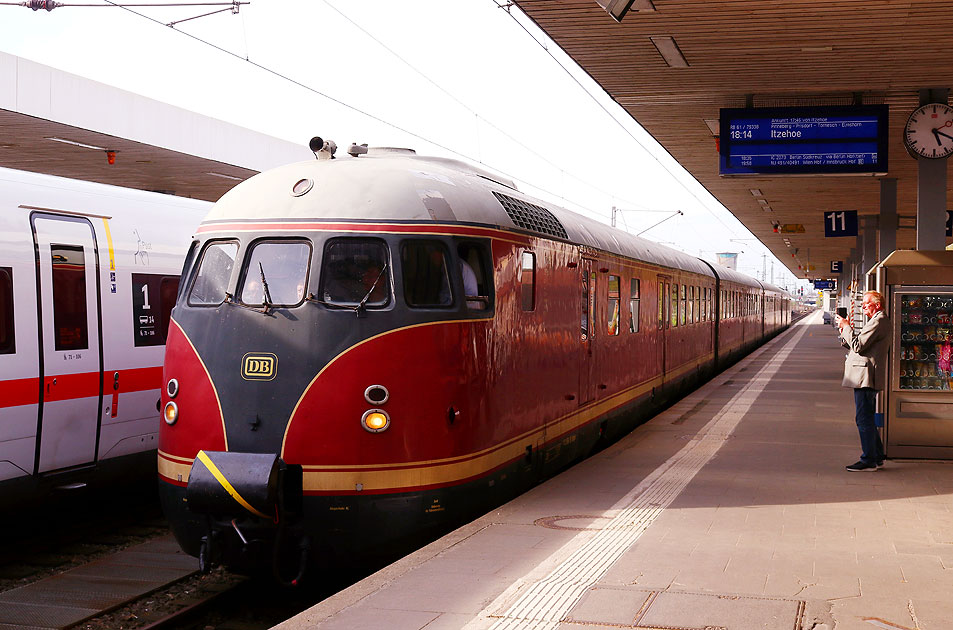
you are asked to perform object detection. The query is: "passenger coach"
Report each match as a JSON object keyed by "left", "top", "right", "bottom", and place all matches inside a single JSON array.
[{"left": 158, "top": 142, "right": 792, "bottom": 579}]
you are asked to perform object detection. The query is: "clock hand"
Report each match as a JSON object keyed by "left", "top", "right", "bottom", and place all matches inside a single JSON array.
[
  {"left": 937, "top": 129, "right": 953, "bottom": 142},
  {"left": 933, "top": 128, "right": 943, "bottom": 146}
]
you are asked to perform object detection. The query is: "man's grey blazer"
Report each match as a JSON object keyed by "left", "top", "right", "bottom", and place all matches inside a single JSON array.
[{"left": 841, "top": 310, "right": 891, "bottom": 390}]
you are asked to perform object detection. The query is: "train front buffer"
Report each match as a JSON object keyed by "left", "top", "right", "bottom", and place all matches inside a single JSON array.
[{"left": 184, "top": 450, "right": 306, "bottom": 583}]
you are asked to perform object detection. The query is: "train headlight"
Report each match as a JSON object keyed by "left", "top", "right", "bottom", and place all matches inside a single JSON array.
[
  {"left": 364, "top": 385, "right": 389, "bottom": 405},
  {"left": 361, "top": 409, "right": 390, "bottom": 433},
  {"left": 164, "top": 401, "right": 179, "bottom": 425},
  {"left": 167, "top": 378, "right": 179, "bottom": 399}
]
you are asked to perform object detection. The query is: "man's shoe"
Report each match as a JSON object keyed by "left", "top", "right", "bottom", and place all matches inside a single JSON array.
[
  {"left": 877, "top": 460, "right": 885, "bottom": 467},
  {"left": 846, "top": 460, "right": 878, "bottom": 472}
]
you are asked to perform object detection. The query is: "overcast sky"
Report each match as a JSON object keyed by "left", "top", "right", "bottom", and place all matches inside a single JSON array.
[{"left": 0, "top": 0, "right": 808, "bottom": 291}]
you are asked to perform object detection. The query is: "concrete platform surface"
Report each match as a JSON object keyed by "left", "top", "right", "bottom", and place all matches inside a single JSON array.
[{"left": 275, "top": 311, "right": 953, "bottom": 630}]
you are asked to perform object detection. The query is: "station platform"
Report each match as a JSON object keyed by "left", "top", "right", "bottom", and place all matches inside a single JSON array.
[{"left": 275, "top": 311, "right": 953, "bottom": 630}]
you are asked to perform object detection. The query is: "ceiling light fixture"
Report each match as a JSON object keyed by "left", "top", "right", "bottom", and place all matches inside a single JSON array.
[
  {"left": 206, "top": 172, "right": 244, "bottom": 181},
  {"left": 46, "top": 137, "right": 107, "bottom": 151},
  {"left": 650, "top": 36, "right": 689, "bottom": 68},
  {"left": 749, "top": 189, "right": 763, "bottom": 197},
  {"left": 596, "top": 0, "right": 655, "bottom": 22}
]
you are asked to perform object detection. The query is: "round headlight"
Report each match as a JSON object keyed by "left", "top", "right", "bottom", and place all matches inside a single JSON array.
[
  {"left": 163, "top": 401, "right": 179, "bottom": 425},
  {"left": 364, "top": 385, "right": 389, "bottom": 405},
  {"left": 167, "top": 378, "right": 179, "bottom": 399},
  {"left": 361, "top": 409, "right": 390, "bottom": 433}
]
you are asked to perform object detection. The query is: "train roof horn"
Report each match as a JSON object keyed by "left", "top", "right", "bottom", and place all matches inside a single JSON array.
[{"left": 309, "top": 136, "right": 337, "bottom": 160}]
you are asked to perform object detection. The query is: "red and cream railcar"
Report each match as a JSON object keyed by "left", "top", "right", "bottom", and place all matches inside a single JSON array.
[
  {"left": 761, "top": 281, "right": 791, "bottom": 337},
  {"left": 0, "top": 166, "right": 208, "bottom": 503},
  {"left": 157, "top": 145, "right": 790, "bottom": 577}
]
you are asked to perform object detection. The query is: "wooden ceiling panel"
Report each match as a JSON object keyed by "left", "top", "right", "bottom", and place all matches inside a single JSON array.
[{"left": 516, "top": 0, "right": 953, "bottom": 278}]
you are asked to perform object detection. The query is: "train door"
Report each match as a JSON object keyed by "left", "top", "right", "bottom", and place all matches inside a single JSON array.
[
  {"left": 32, "top": 214, "right": 103, "bottom": 473},
  {"left": 579, "top": 259, "right": 597, "bottom": 405},
  {"left": 657, "top": 275, "right": 671, "bottom": 377}
]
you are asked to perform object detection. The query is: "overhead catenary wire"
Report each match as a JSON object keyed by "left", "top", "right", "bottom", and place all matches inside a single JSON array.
[
  {"left": 74, "top": 0, "right": 640, "bottom": 226},
  {"left": 490, "top": 0, "right": 742, "bottom": 238},
  {"left": 3, "top": 0, "right": 729, "bottom": 238},
  {"left": 318, "top": 0, "right": 653, "bottom": 216}
]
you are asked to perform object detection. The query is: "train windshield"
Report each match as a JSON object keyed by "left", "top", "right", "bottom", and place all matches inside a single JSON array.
[
  {"left": 240, "top": 240, "right": 312, "bottom": 306},
  {"left": 188, "top": 241, "right": 238, "bottom": 306},
  {"left": 320, "top": 239, "right": 390, "bottom": 307},
  {"left": 401, "top": 241, "right": 452, "bottom": 308}
]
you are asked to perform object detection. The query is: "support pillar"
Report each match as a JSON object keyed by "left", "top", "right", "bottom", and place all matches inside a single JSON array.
[
  {"left": 879, "top": 178, "right": 897, "bottom": 260},
  {"left": 917, "top": 88, "right": 949, "bottom": 251}
]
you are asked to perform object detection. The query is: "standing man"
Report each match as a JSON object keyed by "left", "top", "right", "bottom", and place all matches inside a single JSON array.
[{"left": 837, "top": 290, "right": 890, "bottom": 471}]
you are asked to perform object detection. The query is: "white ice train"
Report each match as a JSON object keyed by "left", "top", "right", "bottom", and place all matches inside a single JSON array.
[{"left": 0, "top": 166, "right": 209, "bottom": 503}]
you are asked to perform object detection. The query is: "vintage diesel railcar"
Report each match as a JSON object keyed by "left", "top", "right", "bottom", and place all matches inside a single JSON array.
[
  {"left": 157, "top": 144, "right": 792, "bottom": 579},
  {"left": 0, "top": 166, "right": 208, "bottom": 504}
]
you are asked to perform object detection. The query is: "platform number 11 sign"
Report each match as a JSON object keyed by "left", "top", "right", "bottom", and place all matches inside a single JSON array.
[{"left": 824, "top": 210, "right": 858, "bottom": 237}]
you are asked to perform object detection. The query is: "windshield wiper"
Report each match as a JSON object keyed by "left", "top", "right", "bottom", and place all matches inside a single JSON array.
[
  {"left": 355, "top": 262, "right": 388, "bottom": 317},
  {"left": 305, "top": 262, "right": 388, "bottom": 318},
  {"left": 259, "top": 262, "right": 273, "bottom": 310}
]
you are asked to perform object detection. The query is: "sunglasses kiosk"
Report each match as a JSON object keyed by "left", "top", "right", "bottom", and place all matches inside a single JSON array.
[{"left": 874, "top": 250, "right": 953, "bottom": 459}]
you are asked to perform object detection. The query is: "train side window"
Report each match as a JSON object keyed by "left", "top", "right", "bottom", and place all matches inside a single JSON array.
[
  {"left": 607, "top": 275, "right": 620, "bottom": 335},
  {"left": 679, "top": 284, "right": 686, "bottom": 326},
  {"left": 188, "top": 241, "right": 239, "bottom": 306},
  {"left": 658, "top": 282, "right": 664, "bottom": 328},
  {"left": 241, "top": 240, "right": 313, "bottom": 307},
  {"left": 0, "top": 267, "right": 14, "bottom": 354},
  {"left": 519, "top": 251, "right": 535, "bottom": 311},
  {"left": 670, "top": 283, "right": 678, "bottom": 328},
  {"left": 320, "top": 239, "right": 389, "bottom": 307},
  {"left": 581, "top": 266, "right": 590, "bottom": 339},
  {"left": 458, "top": 242, "right": 492, "bottom": 311},
  {"left": 401, "top": 240, "right": 452, "bottom": 308},
  {"left": 51, "top": 244, "right": 88, "bottom": 351},
  {"left": 688, "top": 286, "right": 695, "bottom": 323},
  {"left": 629, "top": 278, "right": 640, "bottom": 333},
  {"left": 132, "top": 273, "right": 180, "bottom": 346}
]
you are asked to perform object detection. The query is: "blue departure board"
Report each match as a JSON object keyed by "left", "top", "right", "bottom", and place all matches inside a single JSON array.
[{"left": 719, "top": 105, "right": 889, "bottom": 176}]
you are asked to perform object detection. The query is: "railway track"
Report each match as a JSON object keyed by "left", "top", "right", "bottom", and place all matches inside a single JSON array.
[{"left": 0, "top": 477, "right": 372, "bottom": 630}]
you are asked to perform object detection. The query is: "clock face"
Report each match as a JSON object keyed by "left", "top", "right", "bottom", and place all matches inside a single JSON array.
[{"left": 904, "top": 103, "right": 953, "bottom": 159}]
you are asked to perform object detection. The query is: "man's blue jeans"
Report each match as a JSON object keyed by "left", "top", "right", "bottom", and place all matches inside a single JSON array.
[{"left": 854, "top": 387, "right": 884, "bottom": 464}]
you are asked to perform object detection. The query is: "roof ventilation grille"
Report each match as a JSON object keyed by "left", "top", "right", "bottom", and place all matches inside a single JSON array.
[{"left": 493, "top": 191, "right": 568, "bottom": 240}]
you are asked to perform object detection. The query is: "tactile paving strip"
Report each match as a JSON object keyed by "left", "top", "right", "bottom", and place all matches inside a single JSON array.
[
  {"left": 474, "top": 318, "right": 813, "bottom": 630},
  {"left": 0, "top": 535, "right": 196, "bottom": 629}
]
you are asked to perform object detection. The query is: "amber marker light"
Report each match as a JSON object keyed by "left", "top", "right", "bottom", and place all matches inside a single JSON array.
[
  {"left": 361, "top": 409, "right": 390, "bottom": 433},
  {"left": 164, "top": 401, "right": 179, "bottom": 425}
]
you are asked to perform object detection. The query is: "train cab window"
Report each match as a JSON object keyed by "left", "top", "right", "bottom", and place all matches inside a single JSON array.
[
  {"left": 241, "top": 240, "right": 312, "bottom": 307},
  {"left": 189, "top": 241, "right": 239, "bottom": 306},
  {"left": 459, "top": 242, "right": 492, "bottom": 311},
  {"left": 519, "top": 251, "right": 535, "bottom": 311},
  {"left": 0, "top": 267, "right": 13, "bottom": 354},
  {"left": 320, "top": 239, "right": 389, "bottom": 307},
  {"left": 401, "top": 241, "right": 452, "bottom": 308},
  {"left": 607, "top": 275, "right": 620, "bottom": 335},
  {"left": 51, "top": 245, "right": 88, "bottom": 351},
  {"left": 629, "top": 278, "right": 640, "bottom": 333}
]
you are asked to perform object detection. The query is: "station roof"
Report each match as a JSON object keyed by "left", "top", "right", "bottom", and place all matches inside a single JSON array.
[
  {"left": 513, "top": 0, "right": 953, "bottom": 279},
  {"left": 0, "top": 51, "right": 312, "bottom": 202}
]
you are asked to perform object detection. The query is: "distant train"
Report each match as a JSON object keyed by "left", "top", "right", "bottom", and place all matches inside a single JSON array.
[
  {"left": 157, "top": 141, "right": 793, "bottom": 580},
  {"left": 0, "top": 166, "right": 209, "bottom": 503}
]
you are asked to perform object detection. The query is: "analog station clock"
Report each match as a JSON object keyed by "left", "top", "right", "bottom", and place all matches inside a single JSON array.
[{"left": 904, "top": 103, "right": 953, "bottom": 159}]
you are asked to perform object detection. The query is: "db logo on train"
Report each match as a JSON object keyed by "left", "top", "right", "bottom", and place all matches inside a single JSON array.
[{"left": 241, "top": 353, "right": 278, "bottom": 381}]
